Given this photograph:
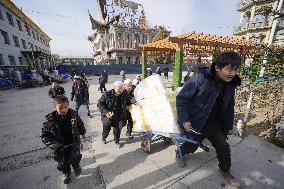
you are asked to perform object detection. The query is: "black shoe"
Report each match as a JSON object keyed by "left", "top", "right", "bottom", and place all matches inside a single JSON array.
[
  {"left": 127, "top": 134, "right": 134, "bottom": 139},
  {"left": 74, "top": 165, "right": 82, "bottom": 176},
  {"left": 63, "top": 172, "right": 71, "bottom": 184}
]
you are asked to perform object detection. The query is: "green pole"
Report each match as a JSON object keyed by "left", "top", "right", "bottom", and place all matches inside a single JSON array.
[
  {"left": 142, "top": 50, "right": 147, "bottom": 79},
  {"left": 173, "top": 49, "right": 183, "bottom": 89},
  {"left": 239, "top": 53, "right": 245, "bottom": 77}
]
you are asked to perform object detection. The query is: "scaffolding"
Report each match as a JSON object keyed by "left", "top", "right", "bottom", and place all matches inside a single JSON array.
[{"left": 234, "top": 0, "right": 284, "bottom": 46}]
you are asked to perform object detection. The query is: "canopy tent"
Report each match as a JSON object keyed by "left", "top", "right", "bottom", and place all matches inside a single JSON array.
[{"left": 139, "top": 31, "right": 255, "bottom": 89}]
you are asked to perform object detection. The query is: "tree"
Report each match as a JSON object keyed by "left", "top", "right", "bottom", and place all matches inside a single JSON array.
[{"left": 151, "top": 26, "right": 171, "bottom": 64}]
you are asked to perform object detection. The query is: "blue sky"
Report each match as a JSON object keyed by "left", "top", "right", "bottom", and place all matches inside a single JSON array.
[{"left": 12, "top": 0, "right": 240, "bottom": 57}]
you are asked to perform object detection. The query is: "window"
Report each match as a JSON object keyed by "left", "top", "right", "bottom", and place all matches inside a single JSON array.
[
  {"left": 36, "top": 34, "right": 39, "bottom": 41},
  {"left": 18, "top": 57, "right": 23, "bottom": 65},
  {"left": 28, "top": 42, "right": 34, "bottom": 51},
  {"left": 32, "top": 31, "right": 36, "bottom": 39},
  {"left": 27, "top": 29, "right": 31, "bottom": 36},
  {"left": 35, "top": 45, "right": 38, "bottom": 51},
  {"left": 1, "top": 30, "right": 10, "bottom": 45},
  {"left": 8, "top": 55, "right": 16, "bottom": 65},
  {"left": 6, "top": 12, "right": 14, "bottom": 26},
  {"left": 21, "top": 39, "right": 27, "bottom": 49},
  {"left": 16, "top": 19, "right": 22, "bottom": 31},
  {"left": 0, "top": 54, "right": 4, "bottom": 65},
  {"left": 0, "top": 9, "right": 4, "bottom": 20},
  {"left": 13, "top": 35, "right": 20, "bottom": 47}
]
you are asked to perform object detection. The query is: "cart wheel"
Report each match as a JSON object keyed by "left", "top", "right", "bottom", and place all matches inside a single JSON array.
[
  {"left": 141, "top": 136, "right": 151, "bottom": 154},
  {"left": 163, "top": 137, "right": 172, "bottom": 144}
]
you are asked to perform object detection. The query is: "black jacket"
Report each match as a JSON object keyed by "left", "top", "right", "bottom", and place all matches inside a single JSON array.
[
  {"left": 48, "top": 86, "right": 65, "bottom": 98},
  {"left": 99, "top": 75, "right": 107, "bottom": 85},
  {"left": 125, "top": 85, "right": 136, "bottom": 104},
  {"left": 97, "top": 89, "right": 131, "bottom": 126},
  {"left": 40, "top": 109, "right": 86, "bottom": 150},
  {"left": 176, "top": 66, "right": 241, "bottom": 134},
  {"left": 71, "top": 82, "right": 89, "bottom": 103}
]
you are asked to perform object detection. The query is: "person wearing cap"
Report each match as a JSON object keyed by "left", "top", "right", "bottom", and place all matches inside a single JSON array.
[
  {"left": 97, "top": 81, "right": 131, "bottom": 147},
  {"left": 133, "top": 75, "right": 142, "bottom": 86},
  {"left": 123, "top": 79, "right": 136, "bottom": 139},
  {"left": 71, "top": 75, "right": 91, "bottom": 117}
]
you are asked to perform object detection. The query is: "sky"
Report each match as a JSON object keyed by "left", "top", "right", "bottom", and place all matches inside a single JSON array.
[{"left": 12, "top": 0, "right": 241, "bottom": 57}]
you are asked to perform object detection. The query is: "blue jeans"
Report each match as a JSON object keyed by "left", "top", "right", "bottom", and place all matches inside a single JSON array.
[{"left": 75, "top": 101, "right": 90, "bottom": 115}]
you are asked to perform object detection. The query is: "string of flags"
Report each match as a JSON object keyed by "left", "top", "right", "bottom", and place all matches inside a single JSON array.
[{"left": 21, "top": 8, "right": 87, "bottom": 21}]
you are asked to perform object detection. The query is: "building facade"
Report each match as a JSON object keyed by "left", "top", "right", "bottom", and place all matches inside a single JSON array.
[
  {"left": 0, "top": 0, "right": 52, "bottom": 73},
  {"left": 234, "top": 0, "right": 284, "bottom": 46},
  {"left": 91, "top": 24, "right": 158, "bottom": 65},
  {"left": 88, "top": 0, "right": 162, "bottom": 65}
]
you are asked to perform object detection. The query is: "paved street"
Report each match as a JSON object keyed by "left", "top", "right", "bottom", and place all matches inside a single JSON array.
[{"left": 0, "top": 74, "right": 284, "bottom": 189}]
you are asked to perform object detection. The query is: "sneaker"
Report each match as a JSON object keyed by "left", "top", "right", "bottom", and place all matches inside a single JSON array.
[
  {"left": 221, "top": 171, "right": 241, "bottom": 188},
  {"left": 126, "top": 133, "right": 134, "bottom": 139},
  {"left": 63, "top": 172, "right": 71, "bottom": 184},
  {"left": 74, "top": 165, "right": 82, "bottom": 176},
  {"left": 175, "top": 150, "right": 186, "bottom": 168},
  {"left": 87, "top": 113, "right": 93, "bottom": 118}
]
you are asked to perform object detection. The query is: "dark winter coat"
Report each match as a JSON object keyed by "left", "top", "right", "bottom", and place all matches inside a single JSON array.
[
  {"left": 176, "top": 66, "right": 241, "bottom": 134},
  {"left": 40, "top": 109, "right": 86, "bottom": 151},
  {"left": 48, "top": 86, "right": 65, "bottom": 98},
  {"left": 99, "top": 75, "right": 108, "bottom": 85},
  {"left": 97, "top": 89, "right": 131, "bottom": 126},
  {"left": 71, "top": 82, "right": 89, "bottom": 103},
  {"left": 125, "top": 85, "right": 136, "bottom": 104}
]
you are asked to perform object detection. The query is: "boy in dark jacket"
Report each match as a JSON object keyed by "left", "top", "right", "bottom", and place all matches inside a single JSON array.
[
  {"left": 40, "top": 95, "right": 86, "bottom": 184},
  {"left": 176, "top": 52, "right": 242, "bottom": 187},
  {"left": 48, "top": 81, "right": 65, "bottom": 98},
  {"left": 97, "top": 81, "right": 131, "bottom": 147},
  {"left": 71, "top": 76, "right": 91, "bottom": 117}
]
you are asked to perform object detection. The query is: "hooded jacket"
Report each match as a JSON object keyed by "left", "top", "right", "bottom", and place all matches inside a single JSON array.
[{"left": 176, "top": 66, "right": 241, "bottom": 134}]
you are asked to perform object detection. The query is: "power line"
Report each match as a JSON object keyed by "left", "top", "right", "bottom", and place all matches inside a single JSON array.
[{"left": 21, "top": 8, "right": 88, "bottom": 21}]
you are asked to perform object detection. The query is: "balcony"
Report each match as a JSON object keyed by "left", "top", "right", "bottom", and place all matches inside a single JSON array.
[{"left": 234, "top": 21, "right": 271, "bottom": 35}]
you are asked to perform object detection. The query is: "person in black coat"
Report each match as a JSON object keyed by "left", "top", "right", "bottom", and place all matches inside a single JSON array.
[
  {"left": 40, "top": 95, "right": 86, "bottom": 184},
  {"left": 123, "top": 79, "right": 136, "bottom": 139},
  {"left": 163, "top": 67, "right": 169, "bottom": 80},
  {"left": 99, "top": 73, "right": 107, "bottom": 93},
  {"left": 48, "top": 81, "right": 65, "bottom": 98},
  {"left": 71, "top": 76, "right": 91, "bottom": 117},
  {"left": 176, "top": 52, "right": 242, "bottom": 187},
  {"left": 97, "top": 81, "right": 131, "bottom": 147}
]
